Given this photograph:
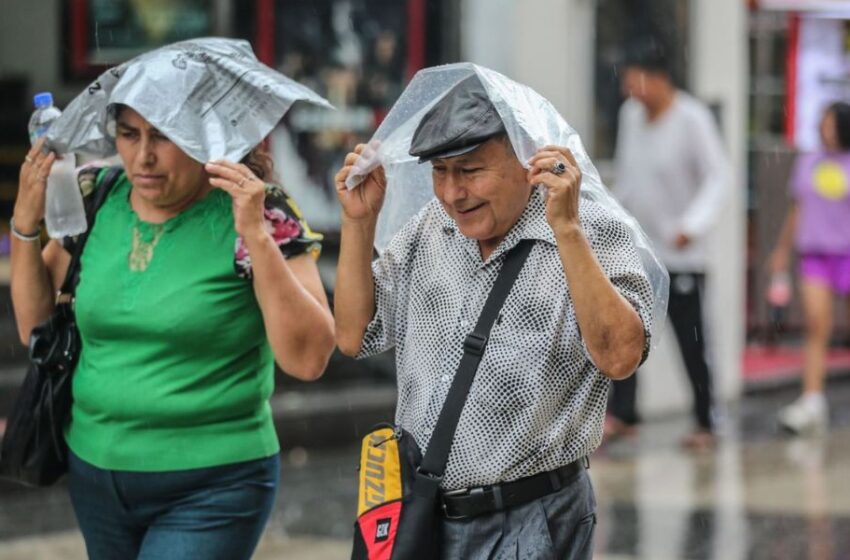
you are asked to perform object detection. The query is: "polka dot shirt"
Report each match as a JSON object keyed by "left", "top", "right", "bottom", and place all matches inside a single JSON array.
[{"left": 358, "top": 186, "right": 654, "bottom": 490}]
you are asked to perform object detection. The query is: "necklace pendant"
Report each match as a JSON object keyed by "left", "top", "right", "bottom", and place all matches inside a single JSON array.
[{"left": 129, "top": 224, "right": 165, "bottom": 272}]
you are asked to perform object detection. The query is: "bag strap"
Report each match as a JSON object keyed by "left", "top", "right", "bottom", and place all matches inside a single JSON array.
[
  {"left": 58, "top": 166, "right": 123, "bottom": 297},
  {"left": 418, "top": 239, "right": 534, "bottom": 479}
]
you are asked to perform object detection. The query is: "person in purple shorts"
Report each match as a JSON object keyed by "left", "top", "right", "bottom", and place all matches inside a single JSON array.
[{"left": 770, "top": 101, "right": 850, "bottom": 434}]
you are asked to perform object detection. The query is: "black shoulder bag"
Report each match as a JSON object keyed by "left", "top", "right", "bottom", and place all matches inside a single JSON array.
[
  {"left": 351, "top": 240, "right": 534, "bottom": 560},
  {"left": 0, "top": 167, "right": 122, "bottom": 487}
]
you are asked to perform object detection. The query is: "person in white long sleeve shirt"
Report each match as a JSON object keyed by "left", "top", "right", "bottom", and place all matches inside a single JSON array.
[{"left": 607, "top": 45, "right": 730, "bottom": 450}]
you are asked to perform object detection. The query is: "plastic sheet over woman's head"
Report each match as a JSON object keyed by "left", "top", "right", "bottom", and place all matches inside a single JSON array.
[
  {"left": 44, "top": 37, "right": 333, "bottom": 164},
  {"left": 346, "top": 62, "right": 669, "bottom": 338}
]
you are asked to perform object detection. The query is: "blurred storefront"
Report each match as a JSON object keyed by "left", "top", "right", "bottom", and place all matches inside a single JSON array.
[{"left": 747, "top": 1, "right": 850, "bottom": 344}]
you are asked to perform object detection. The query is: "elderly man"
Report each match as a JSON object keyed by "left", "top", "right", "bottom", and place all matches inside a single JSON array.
[{"left": 334, "top": 75, "right": 653, "bottom": 558}]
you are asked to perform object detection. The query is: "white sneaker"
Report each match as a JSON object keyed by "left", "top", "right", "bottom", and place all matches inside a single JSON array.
[{"left": 778, "top": 394, "right": 828, "bottom": 435}]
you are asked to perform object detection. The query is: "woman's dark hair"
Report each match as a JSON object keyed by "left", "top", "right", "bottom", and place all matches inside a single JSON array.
[
  {"left": 240, "top": 145, "right": 274, "bottom": 181},
  {"left": 826, "top": 101, "right": 850, "bottom": 151}
]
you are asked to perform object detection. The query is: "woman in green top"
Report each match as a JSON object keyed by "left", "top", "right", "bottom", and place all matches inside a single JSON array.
[{"left": 10, "top": 105, "right": 335, "bottom": 559}]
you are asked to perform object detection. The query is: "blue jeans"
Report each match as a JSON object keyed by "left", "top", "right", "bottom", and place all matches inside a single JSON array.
[{"left": 68, "top": 451, "right": 280, "bottom": 560}]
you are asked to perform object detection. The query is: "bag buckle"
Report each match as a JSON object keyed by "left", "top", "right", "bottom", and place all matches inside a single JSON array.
[
  {"left": 463, "top": 333, "right": 488, "bottom": 356},
  {"left": 55, "top": 292, "right": 73, "bottom": 306},
  {"left": 415, "top": 466, "right": 443, "bottom": 482}
]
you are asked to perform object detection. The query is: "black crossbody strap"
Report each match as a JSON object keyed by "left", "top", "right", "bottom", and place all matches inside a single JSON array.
[
  {"left": 59, "top": 166, "right": 123, "bottom": 296},
  {"left": 419, "top": 239, "right": 534, "bottom": 478}
]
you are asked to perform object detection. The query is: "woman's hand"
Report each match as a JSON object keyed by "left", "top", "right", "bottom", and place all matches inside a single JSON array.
[
  {"left": 334, "top": 143, "right": 386, "bottom": 224},
  {"left": 527, "top": 145, "right": 583, "bottom": 236},
  {"left": 14, "top": 138, "right": 56, "bottom": 232},
  {"left": 205, "top": 160, "right": 268, "bottom": 242}
]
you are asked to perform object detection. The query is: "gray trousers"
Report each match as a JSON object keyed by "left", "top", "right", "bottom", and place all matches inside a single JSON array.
[{"left": 439, "top": 468, "right": 596, "bottom": 560}]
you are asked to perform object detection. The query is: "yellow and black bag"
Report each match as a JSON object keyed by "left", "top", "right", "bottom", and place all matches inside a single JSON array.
[{"left": 351, "top": 424, "right": 440, "bottom": 559}]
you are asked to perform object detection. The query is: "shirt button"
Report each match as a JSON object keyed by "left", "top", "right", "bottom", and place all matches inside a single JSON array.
[
  {"left": 441, "top": 374, "right": 451, "bottom": 384},
  {"left": 460, "top": 320, "right": 469, "bottom": 329}
]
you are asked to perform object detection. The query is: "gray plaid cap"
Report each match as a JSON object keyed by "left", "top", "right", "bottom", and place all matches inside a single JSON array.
[{"left": 409, "top": 75, "right": 505, "bottom": 163}]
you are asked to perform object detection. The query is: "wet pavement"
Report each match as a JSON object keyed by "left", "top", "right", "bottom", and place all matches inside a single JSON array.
[
  {"left": 594, "top": 384, "right": 850, "bottom": 560},
  {"left": 2, "top": 378, "right": 850, "bottom": 559}
]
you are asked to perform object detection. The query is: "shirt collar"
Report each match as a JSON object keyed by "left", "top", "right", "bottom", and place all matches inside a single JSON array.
[{"left": 436, "top": 186, "right": 556, "bottom": 265}]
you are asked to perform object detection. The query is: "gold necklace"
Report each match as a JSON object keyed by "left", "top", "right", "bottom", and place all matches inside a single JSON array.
[{"left": 129, "top": 223, "right": 165, "bottom": 272}]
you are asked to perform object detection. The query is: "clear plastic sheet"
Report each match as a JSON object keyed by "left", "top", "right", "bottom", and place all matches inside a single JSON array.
[
  {"left": 345, "top": 62, "right": 669, "bottom": 339},
  {"left": 45, "top": 37, "right": 333, "bottom": 164}
]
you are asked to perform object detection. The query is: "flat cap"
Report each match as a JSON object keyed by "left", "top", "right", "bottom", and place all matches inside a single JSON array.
[{"left": 409, "top": 75, "right": 505, "bottom": 163}]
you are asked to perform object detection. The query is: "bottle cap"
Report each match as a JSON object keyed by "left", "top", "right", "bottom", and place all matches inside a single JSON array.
[{"left": 33, "top": 92, "right": 54, "bottom": 109}]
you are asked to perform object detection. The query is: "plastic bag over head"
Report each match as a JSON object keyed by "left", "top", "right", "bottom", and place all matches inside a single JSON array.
[
  {"left": 45, "top": 37, "right": 333, "bottom": 164},
  {"left": 345, "top": 62, "right": 669, "bottom": 339}
]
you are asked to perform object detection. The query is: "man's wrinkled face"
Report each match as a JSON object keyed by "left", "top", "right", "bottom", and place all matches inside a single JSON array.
[{"left": 431, "top": 137, "right": 531, "bottom": 253}]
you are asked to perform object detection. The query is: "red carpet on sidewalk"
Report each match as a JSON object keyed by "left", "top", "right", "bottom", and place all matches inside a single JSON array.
[{"left": 743, "top": 345, "right": 850, "bottom": 383}]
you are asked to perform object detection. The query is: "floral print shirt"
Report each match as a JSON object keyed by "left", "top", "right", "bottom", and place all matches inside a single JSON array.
[{"left": 233, "top": 183, "right": 322, "bottom": 278}]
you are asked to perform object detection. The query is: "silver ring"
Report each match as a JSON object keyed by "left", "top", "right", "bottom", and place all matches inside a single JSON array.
[
  {"left": 551, "top": 161, "right": 567, "bottom": 175},
  {"left": 24, "top": 156, "right": 33, "bottom": 164},
  {"left": 237, "top": 175, "right": 250, "bottom": 188}
]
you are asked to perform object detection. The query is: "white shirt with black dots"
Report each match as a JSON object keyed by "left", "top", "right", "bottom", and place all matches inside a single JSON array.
[{"left": 358, "top": 186, "right": 655, "bottom": 490}]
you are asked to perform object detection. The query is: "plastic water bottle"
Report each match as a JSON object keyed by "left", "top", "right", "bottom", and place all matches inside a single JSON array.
[{"left": 28, "top": 92, "right": 86, "bottom": 238}]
